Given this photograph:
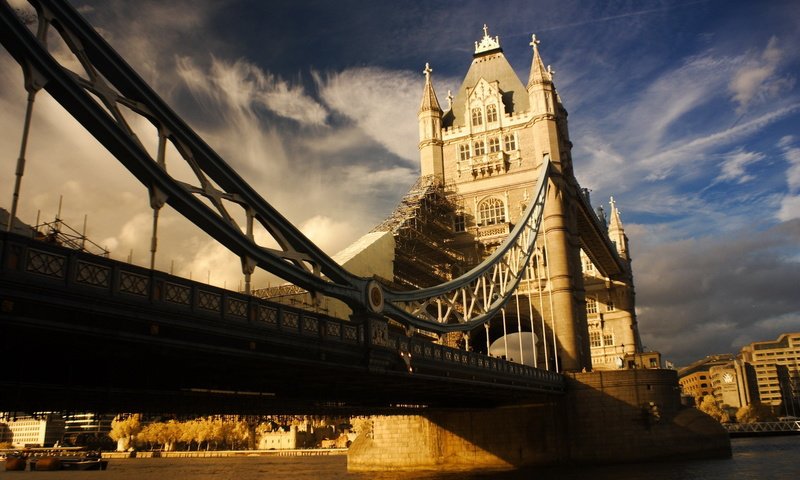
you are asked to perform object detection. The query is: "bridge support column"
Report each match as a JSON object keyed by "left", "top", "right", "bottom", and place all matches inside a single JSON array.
[
  {"left": 542, "top": 174, "right": 587, "bottom": 372},
  {"left": 348, "top": 401, "right": 567, "bottom": 472},
  {"left": 347, "top": 370, "right": 730, "bottom": 473}
]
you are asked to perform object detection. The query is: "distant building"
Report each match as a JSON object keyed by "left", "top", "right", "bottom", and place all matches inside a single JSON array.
[
  {"left": 0, "top": 413, "right": 64, "bottom": 448},
  {"left": 709, "top": 359, "right": 755, "bottom": 412},
  {"left": 62, "top": 413, "right": 115, "bottom": 446},
  {"left": 677, "top": 354, "right": 735, "bottom": 399},
  {"left": 257, "top": 425, "right": 313, "bottom": 450},
  {"left": 740, "top": 333, "right": 800, "bottom": 410}
]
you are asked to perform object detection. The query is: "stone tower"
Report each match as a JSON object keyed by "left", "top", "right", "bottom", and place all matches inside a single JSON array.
[{"left": 412, "top": 26, "right": 640, "bottom": 372}]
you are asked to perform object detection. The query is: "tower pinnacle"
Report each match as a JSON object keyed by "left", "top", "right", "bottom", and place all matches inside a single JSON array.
[
  {"left": 474, "top": 24, "right": 501, "bottom": 55},
  {"left": 608, "top": 196, "right": 629, "bottom": 260},
  {"left": 418, "top": 62, "right": 441, "bottom": 114},
  {"left": 527, "top": 33, "right": 552, "bottom": 88}
]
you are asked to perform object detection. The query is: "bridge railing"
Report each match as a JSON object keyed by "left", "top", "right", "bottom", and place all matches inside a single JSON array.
[{"left": 723, "top": 420, "right": 800, "bottom": 434}]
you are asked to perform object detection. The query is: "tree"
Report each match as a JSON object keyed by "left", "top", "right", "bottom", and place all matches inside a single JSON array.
[
  {"left": 736, "top": 402, "right": 776, "bottom": 423},
  {"left": 697, "top": 395, "right": 730, "bottom": 423},
  {"left": 109, "top": 414, "right": 142, "bottom": 451}
]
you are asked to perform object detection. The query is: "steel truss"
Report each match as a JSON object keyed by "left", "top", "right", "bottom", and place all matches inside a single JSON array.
[{"left": 0, "top": 0, "right": 549, "bottom": 333}]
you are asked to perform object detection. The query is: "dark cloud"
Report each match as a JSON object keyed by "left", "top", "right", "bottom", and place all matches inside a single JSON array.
[{"left": 634, "top": 220, "right": 800, "bottom": 365}]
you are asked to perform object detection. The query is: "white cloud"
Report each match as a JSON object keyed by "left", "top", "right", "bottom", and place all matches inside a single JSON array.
[
  {"left": 177, "top": 56, "right": 328, "bottom": 126},
  {"left": 729, "top": 36, "right": 795, "bottom": 112},
  {"left": 299, "top": 215, "right": 356, "bottom": 257},
  {"left": 777, "top": 195, "right": 800, "bottom": 222},
  {"left": 316, "top": 67, "right": 424, "bottom": 164},
  {"left": 714, "top": 148, "right": 764, "bottom": 185}
]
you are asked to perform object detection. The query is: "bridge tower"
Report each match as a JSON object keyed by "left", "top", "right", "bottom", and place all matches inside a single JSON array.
[{"left": 417, "top": 26, "right": 589, "bottom": 371}]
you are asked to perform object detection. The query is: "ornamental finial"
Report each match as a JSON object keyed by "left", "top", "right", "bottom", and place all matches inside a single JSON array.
[
  {"left": 475, "top": 24, "right": 501, "bottom": 54},
  {"left": 530, "top": 33, "right": 540, "bottom": 50},
  {"left": 423, "top": 62, "right": 432, "bottom": 81}
]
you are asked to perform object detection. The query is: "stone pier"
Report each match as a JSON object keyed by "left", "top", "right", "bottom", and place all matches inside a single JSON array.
[{"left": 348, "top": 369, "right": 730, "bottom": 472}]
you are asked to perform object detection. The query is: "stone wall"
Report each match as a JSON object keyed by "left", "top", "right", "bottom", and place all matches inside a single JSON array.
[
  {"left": 348, "top": 401, "right": 565, "bottom": 471},
  {"left": 348, "top": 369, "right": 730, "bottom": 472},
  {"left": 565, "top": 369, "right": 731, "bottom": 463}
]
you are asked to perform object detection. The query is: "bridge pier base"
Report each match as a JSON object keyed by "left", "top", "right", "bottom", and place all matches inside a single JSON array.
[{"left": 348, "top": 369, "right": 730, "bottom": 472}]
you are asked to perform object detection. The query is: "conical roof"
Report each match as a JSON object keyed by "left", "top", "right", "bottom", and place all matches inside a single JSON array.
[
  {"left": 418, "top": 63, "right": 442, "bottom": 114},
  {"left": 442, "top": 26, "right": 529, "bottom": 128},
  {"left": 527, "top": 34, "right": 553, "bottom": 89}
]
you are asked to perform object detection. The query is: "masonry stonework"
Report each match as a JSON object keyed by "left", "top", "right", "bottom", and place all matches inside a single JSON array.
[{"left": 348, "top": 370, "right": 730, "bottom": 472}]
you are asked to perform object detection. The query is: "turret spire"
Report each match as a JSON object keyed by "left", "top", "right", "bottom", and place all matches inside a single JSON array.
[
  {"left": 527, "top": 33, "right": 552, "bottom": 89},
  {"left": 607, "top": 196, "right": 629, "bottom": 260},
  {"left": 418, "top": 62, "right": 442, "bottom": 114}
]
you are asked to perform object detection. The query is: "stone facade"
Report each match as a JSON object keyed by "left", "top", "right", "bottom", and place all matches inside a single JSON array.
[{"left": 413, "top": 26, "right": 640, "bottom": 372}]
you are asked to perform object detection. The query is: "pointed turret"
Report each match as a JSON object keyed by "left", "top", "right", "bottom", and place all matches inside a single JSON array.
[
  {"left": 527, "top": 34, "right": 552, "bottom": 88},
  {"left": 418, "top": 63, "right": 444, "bottom": 179},
  {"left": 419, "top": 63, "right": 442, "bottom": 115},
  {"left": 526, "top": 34, "right": 556, "bottom": 116},
  {"left": 607, "top": 196, "right": 629, "bottom": 261}
]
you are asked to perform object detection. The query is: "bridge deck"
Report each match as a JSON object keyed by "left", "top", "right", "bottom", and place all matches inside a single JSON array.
[{"left": 0, "top": 231, "right": 563, "bottom": 414}]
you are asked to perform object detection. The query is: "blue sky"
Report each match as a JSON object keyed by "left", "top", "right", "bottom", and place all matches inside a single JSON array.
[{"left": 1, "top": 0, "right": 799, "bottom": 366}]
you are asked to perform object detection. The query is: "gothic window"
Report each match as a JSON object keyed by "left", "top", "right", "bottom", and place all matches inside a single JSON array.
[
  {"left": 478, "top": 198, "right": 505, "bottom": 226},
  {"left": 606, "top": 300, "right": 615, "bottom": 311},
  {"left": 503, "top": 133, "right": 517, "bottom": 151},
  {"left": 454, "top": 213, "right": 466, "bottom": 232},
  {"left": 459, "top": 144, "right": 471, "bottom": 161},
  {"left": 486, "top": 104, "right": 498, "bottom": 123},
  {"left": 488, "top": 137, "right": 500, "bottom": 153},
  {"left": 474, "top": 140, "right": 486, "bottom": 156},
  {"left": 590, "top": 330, "right": 601, "bottom": 348},
  {"left": 471, "top": 107, "right": 483, "bottom": 126},
  {"left": 582, "top": 255, "right": 594, "bottom": 273},
  {"left": 603, "top": 333, "right": 614, "bottom": 346},
  {"left": 586, "top": 296, "right": 597, "bottom": 314}
]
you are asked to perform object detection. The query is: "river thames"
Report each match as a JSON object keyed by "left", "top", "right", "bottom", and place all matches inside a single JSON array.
[{"left": 2, "top": 436, "right": 797, "bottom": 479}]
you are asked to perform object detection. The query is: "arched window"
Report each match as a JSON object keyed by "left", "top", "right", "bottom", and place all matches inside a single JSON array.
[
  {"left": 459, "top": 144, "right": 470, "bottom": 161},
  {"left": 488, "top": 137, "right": 500, "bottom": 153},
  {"left": 471, "top": 107, "right": 483, "bottom": 126},
  {"left": 479, "top": 197, "right": 505, "bottom": 226},
  {"left": 503, "top": 133, "right": 516, "bottom": 151},
  {"left": 474, "top": 140, "right": 485, "bottom": 156},
  {"left": 486, "top": 104, "right": 498, "bottom": 123}
]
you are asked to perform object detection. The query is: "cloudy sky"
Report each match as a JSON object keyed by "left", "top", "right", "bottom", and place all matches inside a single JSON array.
[{"left": 1, "top": 0, "right": 799, "bottom": 367}]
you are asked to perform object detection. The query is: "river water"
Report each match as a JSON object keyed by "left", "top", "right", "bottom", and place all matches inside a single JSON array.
[{"left": 2, "top": 436, "right": 797, "bottom": 479}]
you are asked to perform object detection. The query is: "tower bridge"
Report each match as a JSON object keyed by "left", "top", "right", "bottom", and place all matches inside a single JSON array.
[{"left": 0, "top": 1, "right": 729, "bottom": 472}]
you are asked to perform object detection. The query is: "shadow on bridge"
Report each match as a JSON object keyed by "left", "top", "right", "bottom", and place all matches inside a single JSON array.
[{"left": 0, "top": 230, "right": 562, "bottom": 415}]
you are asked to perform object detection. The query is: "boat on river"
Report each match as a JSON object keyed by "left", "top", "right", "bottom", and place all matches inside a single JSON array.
[{"left": 29, "top": 451, "right": 108, "bottom": 471}]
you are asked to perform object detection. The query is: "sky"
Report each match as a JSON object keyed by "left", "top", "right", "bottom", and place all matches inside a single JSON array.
[{"left": 1, "top": 0, "right": 799, "bottom": 367}]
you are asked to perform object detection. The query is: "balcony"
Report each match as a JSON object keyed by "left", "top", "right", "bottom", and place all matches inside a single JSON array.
[
  {"left": 474, "top": 222, "right": 510, "bottom": 244},
  {"left": 470, "top": 151, "right": 509, "bottom": 177}
]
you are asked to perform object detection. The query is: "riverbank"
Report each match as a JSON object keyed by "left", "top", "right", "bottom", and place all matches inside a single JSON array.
[
  {"left": 5, "top": 437, "right": 794, "bottom": 480},
  {"left": 101, "top": 448, "right": 347, "bottom": 459}
]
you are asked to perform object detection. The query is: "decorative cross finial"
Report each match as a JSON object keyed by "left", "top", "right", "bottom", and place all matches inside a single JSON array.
[
  {"left": 483, "top": 24, "right": 489, "bottom": 37},
  {"left": 447, "top": 89, "right": 453, "bottom": 110},
  {"left": 423, "top": 62, "right": 432, "bottom": 81},
  {"left": 530, "top": 33, "right": 540, "bottom": 50},
  {"left": 547, "top": 65, "right": 555, "bottom": 78},
  {"left": 610, "top": 196, "right": 616, "bottom": 211}
]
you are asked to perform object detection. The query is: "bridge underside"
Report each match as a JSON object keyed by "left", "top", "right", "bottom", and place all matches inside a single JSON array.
[{"left": 0, "top": 231, "right": 562, "bottom": 415}]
